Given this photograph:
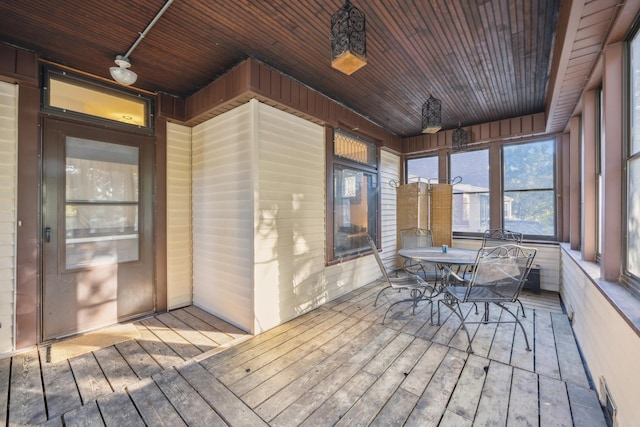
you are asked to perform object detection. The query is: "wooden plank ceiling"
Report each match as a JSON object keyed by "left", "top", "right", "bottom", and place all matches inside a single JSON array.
[{"left": 0, "top": 0, "right": 624, "bottom": 136}]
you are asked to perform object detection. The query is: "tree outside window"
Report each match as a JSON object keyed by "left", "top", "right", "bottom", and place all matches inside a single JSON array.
[{"left": 503, "top": 140, "right": 556, "bottom": 237}]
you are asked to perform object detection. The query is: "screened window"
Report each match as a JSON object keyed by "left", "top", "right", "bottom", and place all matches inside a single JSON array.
[
  {"left": 330, "top": 130, "right": 378, "bottom": 261},
  {"left": 406, "top": 155, "right": 439, "bottom": 183},
  {"left": 627, "top": 29, "right": 640, "bottom": 281},
  {"left": 450, "top": 150, "right": 489, "bottom": 234},
  {"left": 503, "top": 140, "right": 556, "bottom": 238}
]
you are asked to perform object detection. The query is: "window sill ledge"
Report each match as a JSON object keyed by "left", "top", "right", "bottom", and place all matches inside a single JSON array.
[{"left": 560, "top": 243, "right": 640, "bottom": 337}]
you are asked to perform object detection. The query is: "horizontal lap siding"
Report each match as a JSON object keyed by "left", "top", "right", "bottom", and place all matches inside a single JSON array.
[
  {"left": 254, "top": 102, "right": 325, "bottom": 333},
  {"left": 192, "top": 104, "right": 253, "bottom": 332},
  {"left": 560, "top": 250, "right": 640, "bottom": 427},
  {"left": 191, "top": 100, "right": 400, "bottom": 334},
  {"left": 166, "top": 123, "right": 192, "bottom": 309},
  {"left": 0, "top": 82, "right": 16, "bottom": 353},
  {"left": 380, "top": 150, "right": 400, "bottom": 266}
]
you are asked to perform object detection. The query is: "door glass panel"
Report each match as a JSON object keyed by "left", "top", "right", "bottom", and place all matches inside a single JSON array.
[{"left": 65, "top": 137, "right": 139, "bottom": 269}]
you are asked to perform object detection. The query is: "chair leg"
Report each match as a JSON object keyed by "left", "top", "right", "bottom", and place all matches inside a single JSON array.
[
  {"left": 374, "top": 286, "right": 392, "bottom": 307},
  {"left": 437, "top": 299, "right": 474, "bottom": 353},
  {"left": 515, "top": 298, "right": 526, "bottom": 318},
  {"left": 382, "top": 289, "right": 428, "bottom": 324},
  {"left": 495, "top": 302, "right": 531, "bottom": 351}
]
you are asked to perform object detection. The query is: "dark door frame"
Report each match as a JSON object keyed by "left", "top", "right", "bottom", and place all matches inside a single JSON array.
[{"left": 14, "top": 91, "right": 168, "bottom": 349}]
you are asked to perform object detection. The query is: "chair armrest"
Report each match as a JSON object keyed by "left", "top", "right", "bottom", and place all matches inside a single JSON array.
[{"left": 442, "top": 265, "right": 467, "bottom": 285}]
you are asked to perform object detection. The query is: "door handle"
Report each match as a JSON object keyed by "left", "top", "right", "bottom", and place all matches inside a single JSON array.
[{"left": 45, "top": 227, "right": 51, "bottom": 243}]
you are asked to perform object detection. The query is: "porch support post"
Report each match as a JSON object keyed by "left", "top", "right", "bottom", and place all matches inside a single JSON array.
[
  {"left": 601, "top": 42, "right": 623, "bottom": 282},
  {"left": 569, "top": 115, "right": 581, "bottom": 250},
  {"left": 581, "top": 90, "right": 597, "bottom": 262}
]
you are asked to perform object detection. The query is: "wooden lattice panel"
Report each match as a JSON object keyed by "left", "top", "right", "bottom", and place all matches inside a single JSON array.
[{"left": 396, "top": 182, "right": 452, "bottom": 254}]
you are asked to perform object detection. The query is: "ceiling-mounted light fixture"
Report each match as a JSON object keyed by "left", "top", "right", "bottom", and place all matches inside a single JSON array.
[
  {"left": 421, "top": 95, "right": 442, "bottom": 134},
  {"left": 330, "top": 0, "right": 367, "bottom": 75},
  {"left": 452, "top": 122, "right": 468, "bottom": 151},
  {"left": 109, "top": 55, "right": 137, "bottom": 86},
  {"left": 109, "top": 0, "right": 174, "bottom": 86}
]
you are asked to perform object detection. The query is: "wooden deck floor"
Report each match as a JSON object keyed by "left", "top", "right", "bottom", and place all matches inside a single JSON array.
[{"left": 0, "top": 281, "right": 606, "bottom": 426}]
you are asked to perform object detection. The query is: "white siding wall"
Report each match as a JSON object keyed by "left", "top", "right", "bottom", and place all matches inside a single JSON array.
[
  {"left": 380, "top": 150, "right": 400, "bottom": 264},
  {"left": 453, "top": 238, "right": 560, "bottom": 291},
  {"left": 166, "top": 122, "right": 193, "bottom": 309},
  {"left": 560, "top": 249, "right": 640, "bottom": 427},
  {"left": 253, "top": 102, "right": 325, "bottom": 332},
  {"left": 190, "top": 100, "right": 401, "bottom": 334},
  {"left": 0, "top": 82, "right": 17, "bottom": 353},
  {"left": 192, "top": 103, "right": 254, "bottom": 331}
]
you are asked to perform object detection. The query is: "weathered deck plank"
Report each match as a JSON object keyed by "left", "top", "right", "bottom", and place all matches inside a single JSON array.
[
  {"left": 139, "top": 316, "right": 202, "bottom": 360},
  {"left": 0, "top": 357, "right": 9, "bottom": 423},
  {"left": 62, "top": 400, "right": 103, "bottom": 426},
  {"left": 182, "top": 305, "right": 250, "bottom": 338},
  {"left": 446, "top": 354, "right": 489, "bottom": 421},
  {"left": 539, "top": 374, "right": 573, "bottom": 426},
  {"left": 238, "top": 315, "right": 360, "bottom": 406},
  {"left": 0, "top": 281, "right": 605, "bottom": 426},
  {"left": 473, "top": 360, "right": 513, "bottom": 426},
  {"left": 334, "top": 337, "right": 430, "bottom": 426},
  {"left": 213, "top": 309, "right": 339, "bottom": 382},
  {"left": 404, "top": 348, "right": 468, "bottom": 427},
  {"left": 68, "top": 352, "right": 113, "bottom": 404},
  {"left": 552, "top": 312, "right": 591, "bottom": 387},
  {"left": 97, "top": 389, "right": 145, "bottom": 427},
  {"left": 567, "top": 383, "right": 608, "bottom": 426},
  {"left": 93, "top": 345, "right": 139, "bottom": 392},
  {"left": 38, "top": 347, "right": 82, "bottom": 419},
  {"left": 369, "top": 387, "right": 419, "bottom": 426},
  {"left": 155, "top": 312, "right": 220, "bottom": 352},
  {"left": 269, "top": 327, "right": 399, "bottom": 426},
  {"left": 171, "top": 308, "right": 236, "bottom": 346},
  {"left": 200, "top": 308, "right": 326, "bottom": 373},
  {"left": 8, "top": 349, "right": 47, "bottom": 425},
  {"left": 153, "top": 368, "right": 227, "bottom": 426},
  {"left": 534, "top": 310, "right": 562, "bottom": 380},
  {"left": 254, "top": 321, "right": 382, "bottom": 421},
  {"left": 179, "top": 361, "right": 269, "bottom": 427},
  {"left": 114, "top": 337, "right": 163, "bottom": 379},
  {"left": 509, "top": 307, "right": 535, "bottom": 371},
  {"left": 133, "top": 322, "right": 185, "bottom": 370},
  {"left": 127, "top": 377, "right": 187, "bottom": 427},
  {"left": 224, "top": 311, "right": 348, "bottom": 392},
  {"left": 507, "top": 367, "right": 539, "bottom": 426}
]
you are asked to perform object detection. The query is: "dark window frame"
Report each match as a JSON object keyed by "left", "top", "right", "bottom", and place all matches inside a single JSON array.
[
  {"left": 326, "top": 128, "right": 380, "bottom": 264},
  {"left": 501, "top": 138, "right": 558, "bottom": 241},
  {"left": 449, "top": 148, "right": 491, "bottom": 238},
  {"left": 42, "top": 65, "right": 154, "bottom": 135}
]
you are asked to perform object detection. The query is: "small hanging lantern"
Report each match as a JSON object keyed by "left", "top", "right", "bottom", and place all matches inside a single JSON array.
[
  {"left": 330, "top": 0, "right": 367, "bottom": 75},
  {"left": 452, "top": 123, "right": 468, "bottom": 151},
  {"left": 421, "top": 95, "right": 442, "bottom": 134}
]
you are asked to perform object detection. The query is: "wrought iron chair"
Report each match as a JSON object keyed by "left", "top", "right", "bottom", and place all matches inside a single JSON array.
[
  {"left": 369, "top": 235, "right": 435, "bottom": 324},
  {"left": 482, "top": 228, "right": 524, "bottom": 247},
  {"left": 398, "top": 227, "right": 439, "bottom": 282},
  {"left": 481, "top": 228, "right": 527, "bottom": 315},
  {"left": 436, "top": 244, "right": 537, "bottom": 354}
]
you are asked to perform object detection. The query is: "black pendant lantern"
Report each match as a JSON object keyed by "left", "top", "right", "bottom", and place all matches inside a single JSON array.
[
  {"left": 421, "top": 95, "right": 442, "bottom": 134},
  {"left": 331, "top": 0, "right": 367, "bottom": 75},
  {"left": 452, "top": 124, "right": 468, "bottom": 151}
]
